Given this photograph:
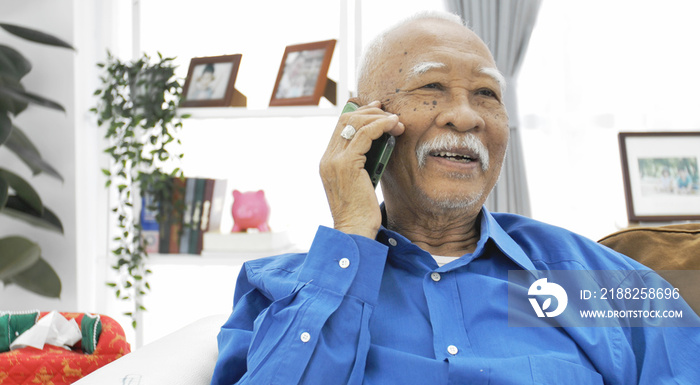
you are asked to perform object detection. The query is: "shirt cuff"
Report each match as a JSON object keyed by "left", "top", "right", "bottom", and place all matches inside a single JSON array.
[{"left": 298, "top": 226, "right": 389, "bottom": 306}]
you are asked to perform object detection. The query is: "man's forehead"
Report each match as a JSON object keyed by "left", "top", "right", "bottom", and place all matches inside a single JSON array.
[
  {"left": 389, "top": 20, "right": 496, "bottom": 71},
  {"left": 391, "top": 17, "right": 488, "bottom": 52},
  {"left": 359, "top": 17, "right": 501, "bottom": 97}
]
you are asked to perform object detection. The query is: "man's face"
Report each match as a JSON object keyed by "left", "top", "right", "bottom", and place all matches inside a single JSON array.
[{"left": 367, "top": 19, "right": 509, "bottom": 214}]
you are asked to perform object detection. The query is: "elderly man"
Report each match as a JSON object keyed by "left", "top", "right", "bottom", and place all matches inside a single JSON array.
[{"left": 211, "top": 11, "right": 700, "bottom": 384}]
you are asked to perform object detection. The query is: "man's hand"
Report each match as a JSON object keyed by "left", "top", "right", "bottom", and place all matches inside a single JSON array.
[{"left": 320, "top": 100, "right": 405, "bottom": 239}]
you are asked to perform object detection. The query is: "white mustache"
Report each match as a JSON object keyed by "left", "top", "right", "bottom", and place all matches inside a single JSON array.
[{"left": 416, "top": 133, "right": 490, "bottom": 172}]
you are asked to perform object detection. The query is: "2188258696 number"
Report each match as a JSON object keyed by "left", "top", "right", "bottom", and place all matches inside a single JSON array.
[{"left": 600, "top": 287, "right": 680, "bottom": 300}]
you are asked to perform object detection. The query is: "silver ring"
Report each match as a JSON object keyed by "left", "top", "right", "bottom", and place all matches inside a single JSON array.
[{"left": 340, "top": 125, "right": 356, "bottom": 140}]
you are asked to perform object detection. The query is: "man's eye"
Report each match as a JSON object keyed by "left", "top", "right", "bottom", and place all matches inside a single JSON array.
[
  {"left": 476, "top": 88, "right": 497, "bottom": 98},
  {"left": 421, "top": 83, "right": 443, "bottom": 90}
]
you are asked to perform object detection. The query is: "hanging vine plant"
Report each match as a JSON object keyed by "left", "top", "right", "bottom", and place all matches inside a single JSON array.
[{"left": 90, "top": 52, "right": 189, "bottom": 328}]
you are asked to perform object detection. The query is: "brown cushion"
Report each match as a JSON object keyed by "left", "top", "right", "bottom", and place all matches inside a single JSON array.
[{"left": 598, "top": 223, "right": 700, "bottom": 315}]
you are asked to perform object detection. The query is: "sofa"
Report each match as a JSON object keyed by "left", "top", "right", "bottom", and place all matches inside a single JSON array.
[
  {"left": 72, "top": 313, "right": 226, "bottom": 384},
  {"left": 73, "top": 223, "right": 700, "bottom": 385},
  {"left": 598, "top": 223, "right": 700, "bottom": 315},
  {"left": 0, "top": 311, "right": 130, "bottom": 384}
]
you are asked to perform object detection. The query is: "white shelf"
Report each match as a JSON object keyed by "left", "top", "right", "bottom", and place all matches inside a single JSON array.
[
  {"left": 146, "top": 249, "right": 301, "bottom": 266},
  {"left": 147, "top": 253, "right": 261, "bottom": 266},
  {"left": 178, "top": 105, "right": 344, "bottom": 120},
  {"left": 146, "top": 231, "right": 299, "bottom": 266}
]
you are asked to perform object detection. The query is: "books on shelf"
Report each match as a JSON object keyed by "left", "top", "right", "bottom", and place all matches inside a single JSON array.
[{"left": 141, "top": 176, "right": 228, "bottom": 255}]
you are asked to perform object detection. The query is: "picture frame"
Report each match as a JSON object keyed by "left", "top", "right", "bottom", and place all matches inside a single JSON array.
[
  {"left": 182, "top": 54, "right": 246, "bottom": 107},
  {"left": 618, "top": 132, "right": 700, "bottom": 222},
  {"left": 269, "top": 39, "right": 337, "bottom": 107}
]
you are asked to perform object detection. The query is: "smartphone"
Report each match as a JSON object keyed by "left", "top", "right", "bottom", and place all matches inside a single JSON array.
[{"left": 341, "top": 101, "right": 396, "bottom": 188}]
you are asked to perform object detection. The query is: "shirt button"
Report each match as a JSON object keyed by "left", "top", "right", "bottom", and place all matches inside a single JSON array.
[
  {"left": 447, "top": 345, "right": 459, "bottom": 355},
  {"left": 388, "top": 238, "right": 398, "bottom": 246},
  {"left": 300, "top": 332, "right": 311, "bottom": 343},
  {"left": 338, "top": 258, "right": 350, "bottom": 269},
  {"left": 430, "top": 272, "right": 441, "bottom": 282}
]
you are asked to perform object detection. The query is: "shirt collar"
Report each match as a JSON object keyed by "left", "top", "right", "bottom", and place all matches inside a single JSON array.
[
  {"left": 379, "top": 204, "right": 536, "bottom": 271},
  {"left": 478, "top": 207, "right": 537, "bottom": 271}
]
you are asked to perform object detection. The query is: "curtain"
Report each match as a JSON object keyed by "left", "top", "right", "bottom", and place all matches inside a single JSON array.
[{"left": 445, "top": 0, "right": 542, "bottom": 216}]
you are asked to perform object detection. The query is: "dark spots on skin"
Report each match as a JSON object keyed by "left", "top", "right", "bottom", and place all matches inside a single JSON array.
[
  {"left": 395, "top": 89, "right": 400, "bottom": 93},
  {"left": 423, "top": 101, "right": 429, "bottom": 105},
  {"left": 404, "top": 51, "right": 408, "bottom": 55},
  {"left": 399, "top": 68, "right": 402, "bottom": 73},
  {"left": 413, "top": 108, "right": 417, "bottom": 111},
  {"left": 432, "top": 100, "right": 437, "bottom": 106}
]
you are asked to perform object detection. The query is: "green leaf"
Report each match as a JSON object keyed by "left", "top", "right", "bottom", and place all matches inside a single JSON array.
[
  {"left": 0, "top": 112, "right": 11, "bottom": 146},
  {"left": 0, "top": 44, "right": 31, "bottom": 80},
  {"left": 0, "top": 168, "right": 43, "bottom": 212},
  {"left": 0, "top": 85, "right": 65, "bottom": 112},
  {"left": 0, "top": 175, "right": 7, "bottom": 208},
  {"left": 0, "top": 23, "right": 75, "bottom": 50},
  {"left": 0, "top": 77, "right": 28, "bottom": 115},
  {"left": 8, "top": 256, "right": 61, "bottom": 298},
  {"left": 0, "top": 236, "right": 41, "bottom": 280},
  {"left": 1, "top": 196, "right": 63, "bottom": 234},
  {"left": 4, "top": 126, "right": 63, "bottom": 181}
]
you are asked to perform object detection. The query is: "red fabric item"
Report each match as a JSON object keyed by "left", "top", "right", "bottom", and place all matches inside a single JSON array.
[{"left": 0, "top": 312, "right": 130, "bottom": 384}]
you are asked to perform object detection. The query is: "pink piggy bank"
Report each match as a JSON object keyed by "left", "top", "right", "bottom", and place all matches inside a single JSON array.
[{"left": 231, "top": 190, "right": 270, "bottom": 232}]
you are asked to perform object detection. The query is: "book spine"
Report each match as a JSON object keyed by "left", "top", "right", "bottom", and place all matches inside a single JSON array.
[
  {"left": 158, "top": 179, "right": 173, "bottom": 254},
  {"left": 140, "top": 193, "right": 159, "bottom": 254},
  {"left": 158, "top": 205, "right": 171, "bottom": 254},
  {"left": 168, "top": 177, "right": 187, "bottom": 254},
  {"left": 178, "top": 177, "right": 196, "bottom": 254},
  {"left": 207, "top": 179, "right": 228, "bottom": 233},
  {"left": 188, "top": 178, "right": 207, "bottom": 254},
  {"left": 196, "top": 178, "right": 216, "bottom": 254}
]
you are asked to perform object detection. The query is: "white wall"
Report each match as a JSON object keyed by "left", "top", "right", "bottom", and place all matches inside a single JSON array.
[
  {"left": 0, "top": 1, "right": 78, "bottom": 310},
  {"left": 518, "top": 0, "right": 700, "bottom": 240}
]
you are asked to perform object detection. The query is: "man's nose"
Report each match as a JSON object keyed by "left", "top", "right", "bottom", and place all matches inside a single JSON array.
[{"left": 434, "top": 93, "right": 485, "bottom": 132}]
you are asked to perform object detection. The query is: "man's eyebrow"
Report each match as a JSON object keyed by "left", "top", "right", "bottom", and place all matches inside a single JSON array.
[
  {"left": 409, "top": 61, "right": 447, "bottom": 78},
  {"left": 479, "top": 66, "right": 506, "bottom": 94}
]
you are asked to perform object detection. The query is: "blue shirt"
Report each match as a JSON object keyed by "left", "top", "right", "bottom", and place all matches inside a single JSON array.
[{"left": 211, "top": 208, "right": 700, "bottom": 384}]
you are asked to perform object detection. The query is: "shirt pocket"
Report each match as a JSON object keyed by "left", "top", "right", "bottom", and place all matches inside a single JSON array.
[{"left": 529, "top": 355, "right": 604, "bottom": 385}]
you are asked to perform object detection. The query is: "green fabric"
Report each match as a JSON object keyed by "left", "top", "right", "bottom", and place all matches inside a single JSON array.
[
  {"left": 81, "top": 313, "right": 102, "bottom": 354},
  {"left": 0, "top": 310, "right": 39, "bottom": 352}
]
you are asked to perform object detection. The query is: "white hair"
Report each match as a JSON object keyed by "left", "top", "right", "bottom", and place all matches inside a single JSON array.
[
  {"left": 357, "top": 11, "right": 466, "bottom": 94},
  {"left": 409, "top": 61, "right": 447, "bottom": 78},
  {"left": 415, "top": 132, "right": 490, "bottom": 172}
]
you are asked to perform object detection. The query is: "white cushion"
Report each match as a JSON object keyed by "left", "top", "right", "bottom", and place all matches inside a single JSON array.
[{"left": 74, "top": 313, "right": 228, "bottom": 385}]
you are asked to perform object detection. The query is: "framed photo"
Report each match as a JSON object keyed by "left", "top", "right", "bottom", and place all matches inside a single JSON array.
[
  {"left": 269, "top": 39, "right": 336, "bottom": 106},
  {"left": 618, "top": 132, "right": 700, "bottom": 222},
  {"left": 182, "top": 54, "right": 244, "bottom": 107}
]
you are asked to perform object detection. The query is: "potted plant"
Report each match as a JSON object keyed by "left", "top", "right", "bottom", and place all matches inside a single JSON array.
[
  {"left": 91, "top": 52, "right": 187, "bottom": 328},
  {"left": 0, "top": 23, "right": 73, "bottom": 298}
]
